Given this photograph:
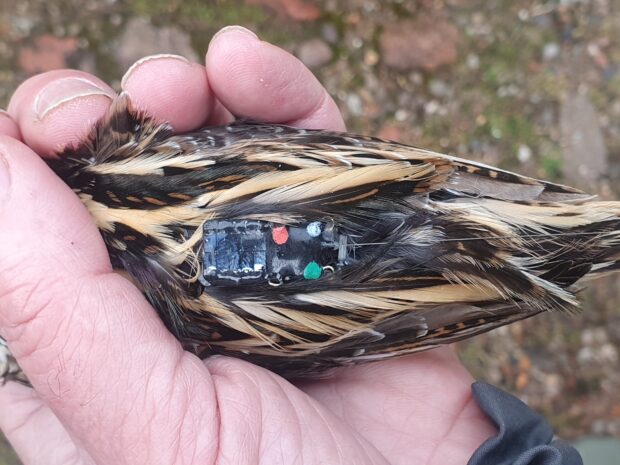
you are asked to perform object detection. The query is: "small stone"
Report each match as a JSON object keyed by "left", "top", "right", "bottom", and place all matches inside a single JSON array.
[
  {"left": 12, "top": 17, "right": 35, "bottom": 38},
  {"left": 394, "top": 109, "right": 409, "bottom": 122},
  {"left": 517, "top": 144, "right": 532, "bottom": 163},
  {"left": 77, "top": 53, "right": 98, "bottom": 75},
  {"left": 18, "top": 35, "right": 79, "bottom": 75},
  {"left": 467, "top": 12, "right": 492, "bottom": 36},
  {"left": 600, "top": 343, "right": 618, "bottom": 363},
  {"left": 380, "top": 18, "right": 460, "bottom": 72},
  {"left": 321, "top": 23, "right": 339, "bottom": 43},
  {"left": 516, "top": 372, "right": 529, "bottom": 390},
  {"left": 378, "top": 124, "right": 402, "bottom": 141},
  {"left": 364, "top": 49, "right": 379, "bottom": 66},
  {"left": 351, "top": 36, "right": 363, "bottom": 49},
  {"left": 581, "top": 327, "right": 607, "bottom": 346},
  {"left": 429, "top": 79, "right": 450, "bottom": 98},
  {"left": 543, "top": 42, "right": 560, "bottom": 61},
  {"left": 577, "top": 347, "right": 591, "bottom": 365},
  {"left": 544, "top": 373, "right": 563, "bottom": 398},
  {"left": 362, "top": 1, "right": 378, "bottom": 13},
  {"left": 245, "top": 0, "right": 321, "bottom": 21},
  {"left": 67, "top": 23, "right": 81, "bottom": 36},
  {"left": 52, "top": 24, "right": 67, "bottom": 37},
  {"left": 591, "top": 419, "right": 608, "bottom": 435},
  {"left": 466, "top": 53, "right": 480, "bottom": 70},
  {"left": 587, "top": 42, "right": 610, "bottom": 70},
  {"left": 409, "top": 72, "right": 423, "bottom": 85},
  {"left": 487, "top": 366, "right": 503, "bottom": 385},
  {"left": 346, "top": 93, "right": 363, "bottom": 116},
  {"left": 50, "top": 24, "right": 64, "bottom": 37},
  {"left": 296, "top": 39, "right": 332, "bottom": 68},
  {"left": 424, "top": 100, "right": 440, "bottom": 115},
  {"left": 346, "top": 11, "right": 361, "bottom": 25},
  {"left": 600, "top": 114, "right": 610, "bottom": 128},
  {"left": 497, "top": 84, "right": 520, "bottom": 98},
  {"left": 110, "top": 14, "right": 123, "bottom": 26},
  {"left": 115, "top": 17, "right": 199, "bottom": 72}
]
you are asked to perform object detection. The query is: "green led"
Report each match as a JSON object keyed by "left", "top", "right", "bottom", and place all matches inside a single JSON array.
[{"left": 303, "top": 261, "right": 322, "bottom": 280}]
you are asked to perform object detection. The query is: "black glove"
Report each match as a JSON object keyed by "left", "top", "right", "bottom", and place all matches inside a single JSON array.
[{"left": 468, "top": 382, "right": 583, "bottom": 465}]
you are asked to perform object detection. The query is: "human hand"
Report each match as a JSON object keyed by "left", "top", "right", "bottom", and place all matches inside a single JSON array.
[{"left": 0, "top": 26, "right": 496, "bottom": 465}]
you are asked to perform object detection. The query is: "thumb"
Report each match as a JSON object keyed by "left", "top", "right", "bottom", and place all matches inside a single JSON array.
[
  {"left": 0, "top": 135, "right": 111, "bottom": 358},
  {"left": 0, "top": 136, "right": 218, "bottom": 464}
]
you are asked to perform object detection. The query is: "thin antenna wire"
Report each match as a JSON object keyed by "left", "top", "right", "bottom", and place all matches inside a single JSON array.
[{"left": 348, "top": 231, "right": 617, "bottom": 247}]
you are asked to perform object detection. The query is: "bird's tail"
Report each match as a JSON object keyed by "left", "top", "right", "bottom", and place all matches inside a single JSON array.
[
  {"left": 425, "top": 198, "right": 620, "bottom": 315},
  {"left": 481, "top": 199, "right": 620, "bottom": 285},
  {"left": 576, "top": 201, "right": 620, "bottom": 280}
]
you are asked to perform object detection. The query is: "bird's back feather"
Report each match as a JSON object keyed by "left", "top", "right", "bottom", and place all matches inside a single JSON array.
[{"left": 50, "top": 96, "right": 620, "bottom": 377}]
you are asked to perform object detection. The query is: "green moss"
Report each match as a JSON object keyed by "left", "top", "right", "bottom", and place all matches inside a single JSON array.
[
  {"left": 420, "top": 116, "right": 455, "bottom": 149},
  {"left": 185, "top": 2, "right": 266, "bottom": 24},
  {"left": 487, "top": 113, "right": 536, "bottom": 143},
  {"left": 126, "top": 0, "right": 266, "bottom": 26},
  {"left": 540, "top": 147, "right": 564, "bottom": 180},
  {"left": 530, "top": 71, "right": 567, "bottom": 99},
  {"left": 127, "top": 0, "right": 170, "bottom": 16}
]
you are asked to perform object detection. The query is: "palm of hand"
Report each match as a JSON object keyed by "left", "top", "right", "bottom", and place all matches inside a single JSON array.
[
  {"left": 0, "top": 27, "right": 493, "bottom": 465},
  {"left": 202, "top": 348, "right": 490, "bottom": 464}
]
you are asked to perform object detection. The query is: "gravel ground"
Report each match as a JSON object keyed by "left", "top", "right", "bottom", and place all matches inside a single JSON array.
[{"left": 1, "top": 0, "right": 619, "bottom": 462}]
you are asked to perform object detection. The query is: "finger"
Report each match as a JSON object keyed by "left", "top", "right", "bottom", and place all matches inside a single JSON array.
[
  {"left": 205, "top": 98, "right": 235, "bottom": 126},
  {"left": 0, "top": 111, "right": 21, "bottom": 140},
  {"left": 0, "top": 137, "right": 219, "bottom": 464},
  {"left": 206, "top": 26, "right": 345, "bottom": 131},
  {"left": 120, "top": 54, "right": 213, "bottom": 132},
  {"left": 0, "top": 383, "right": 93, "bottom": 465},
  {"left": 7, "top": 70, "right": 115, "bottom": 157}
]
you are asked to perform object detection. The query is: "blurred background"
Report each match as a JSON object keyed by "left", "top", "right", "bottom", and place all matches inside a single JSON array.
[{"left": 0, "top": 0, "right": 619, "bottom": 463}]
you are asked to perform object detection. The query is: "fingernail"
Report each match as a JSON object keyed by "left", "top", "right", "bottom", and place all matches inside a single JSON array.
[
  {"left": 34, "top": 77, "right": 115, "bottom": 120},
  {"left": 211, "top": 25, "right": 258, "bottom": 43},
  {"left": 0, "top": 149, "right": 11, "bottom": 204},
  {"left": 121, "top": 54, "right": 190, "bottom": 89}
]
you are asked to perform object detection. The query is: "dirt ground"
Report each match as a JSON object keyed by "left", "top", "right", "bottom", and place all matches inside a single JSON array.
[{"left": 1, "top": 0, "right": 619, "bottom": 462}]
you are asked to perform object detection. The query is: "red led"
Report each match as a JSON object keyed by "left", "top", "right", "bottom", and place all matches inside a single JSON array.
[{"left": 272, "top": 226, "right": 289, "bottom": 245}]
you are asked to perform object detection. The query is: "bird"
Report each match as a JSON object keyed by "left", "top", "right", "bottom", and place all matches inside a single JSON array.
[{"left": 1, "top": 94, "right": 619, "bottom": 383}]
